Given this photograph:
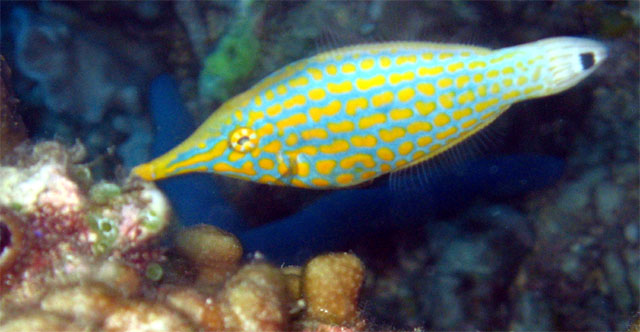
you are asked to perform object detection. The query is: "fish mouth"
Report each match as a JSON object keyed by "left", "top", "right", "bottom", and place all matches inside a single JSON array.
[{"left": 131, "top": 162, "right": 156, "bottom": 181}]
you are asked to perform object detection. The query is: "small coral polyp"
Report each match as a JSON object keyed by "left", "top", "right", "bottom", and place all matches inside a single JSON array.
[{"left": 87, "top": 213, "right": 120, "bottom": 255}]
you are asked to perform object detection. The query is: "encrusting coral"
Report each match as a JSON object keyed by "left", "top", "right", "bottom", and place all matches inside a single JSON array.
[{"left": 0, "top": 140, "right": 372, "bottom": 331}]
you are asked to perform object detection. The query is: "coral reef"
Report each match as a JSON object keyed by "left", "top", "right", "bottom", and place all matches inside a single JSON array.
[
  {"left": 1, "top": 211, "right": 369, "bottom": 331},
  {"left": 0, "top": 141, "right": 370, "bottom": 331}
]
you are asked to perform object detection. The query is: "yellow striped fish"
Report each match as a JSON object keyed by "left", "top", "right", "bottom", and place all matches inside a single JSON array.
[{"left": 132, "top": 37, "right": 606, "bottom": 188}]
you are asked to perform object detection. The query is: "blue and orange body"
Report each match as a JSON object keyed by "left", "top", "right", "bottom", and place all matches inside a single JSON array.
[{"left": 132, "top": 37, "right": 606, "bottom": 188}]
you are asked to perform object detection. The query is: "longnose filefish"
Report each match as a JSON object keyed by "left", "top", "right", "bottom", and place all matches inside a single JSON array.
[{"left": 132, "top": 37, "right": 606, "bottom": 188}]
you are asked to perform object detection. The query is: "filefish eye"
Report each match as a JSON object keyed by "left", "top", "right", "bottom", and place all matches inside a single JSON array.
[{"left": 229, "top": 127, "right": 258, "bottom": 152}]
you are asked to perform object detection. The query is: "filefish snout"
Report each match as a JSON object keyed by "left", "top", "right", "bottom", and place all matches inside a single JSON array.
[
  {"left": 131, "top": 162, "right": 155, "bottom": 181},
  {"left": 131, "top": 108, "right": 237, "bottom": 181}
]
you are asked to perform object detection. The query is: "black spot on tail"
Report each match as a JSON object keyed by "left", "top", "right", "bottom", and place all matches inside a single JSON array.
[{"left": 580, "top": 52, "right": 595, "bottom": 70}]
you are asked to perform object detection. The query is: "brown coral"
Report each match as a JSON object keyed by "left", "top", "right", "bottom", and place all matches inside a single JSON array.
[
  {"left": 302, "top": 252, "right": 366, "bottom": 326},
  {"left": 219, "top": 262, "right": 290, "bottom": 332},
  {"left": 628, "top": 314, "right": 640, "bottom": 332},
  {"left": 164, "top": 287, "right": 225, "bottom": 331},
  {"left": 175, "top": 224, "right": 243, "bottom": 285},
  {"left": 175, "top": 224, "right": 243, "bottom": 266},
  {"left": 283, "top": 265, "right": 304, "bottom": 302}
]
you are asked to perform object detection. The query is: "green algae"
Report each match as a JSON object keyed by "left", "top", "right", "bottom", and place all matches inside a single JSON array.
[
  {"left": 145, "top": 262, "right": 163, "bottom": 281},
  {"left": 198, "top": 15, "right": 260, "bottom": 103}
]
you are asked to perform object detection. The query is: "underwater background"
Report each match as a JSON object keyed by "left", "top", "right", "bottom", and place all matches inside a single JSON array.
[{"left": 0, "top": 1, "right": 638, "bottom": 331}]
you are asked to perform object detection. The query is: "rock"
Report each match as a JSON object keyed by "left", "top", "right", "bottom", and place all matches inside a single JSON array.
[
  {"left": 103, "top": 300, "right": 195, "bottom": 332},
  {"left": 0, "top": 310, "right": 85, "bottom": 332},
  {"left": 602, "top": 251, "right": 632, "bottom": 312},
  {"left": 595, "top": 182, "right": 624, "bottom": 224},
  {"left": 624, "top": 223, "right": 638, "bottom": 244},
  {"left": 40, "top": 282, "right": 120, "bottom": 322}
]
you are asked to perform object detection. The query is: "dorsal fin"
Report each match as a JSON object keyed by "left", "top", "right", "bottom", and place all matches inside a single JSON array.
[{"left": 312, "top": 41, "right": 492, "bottom": 63}]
